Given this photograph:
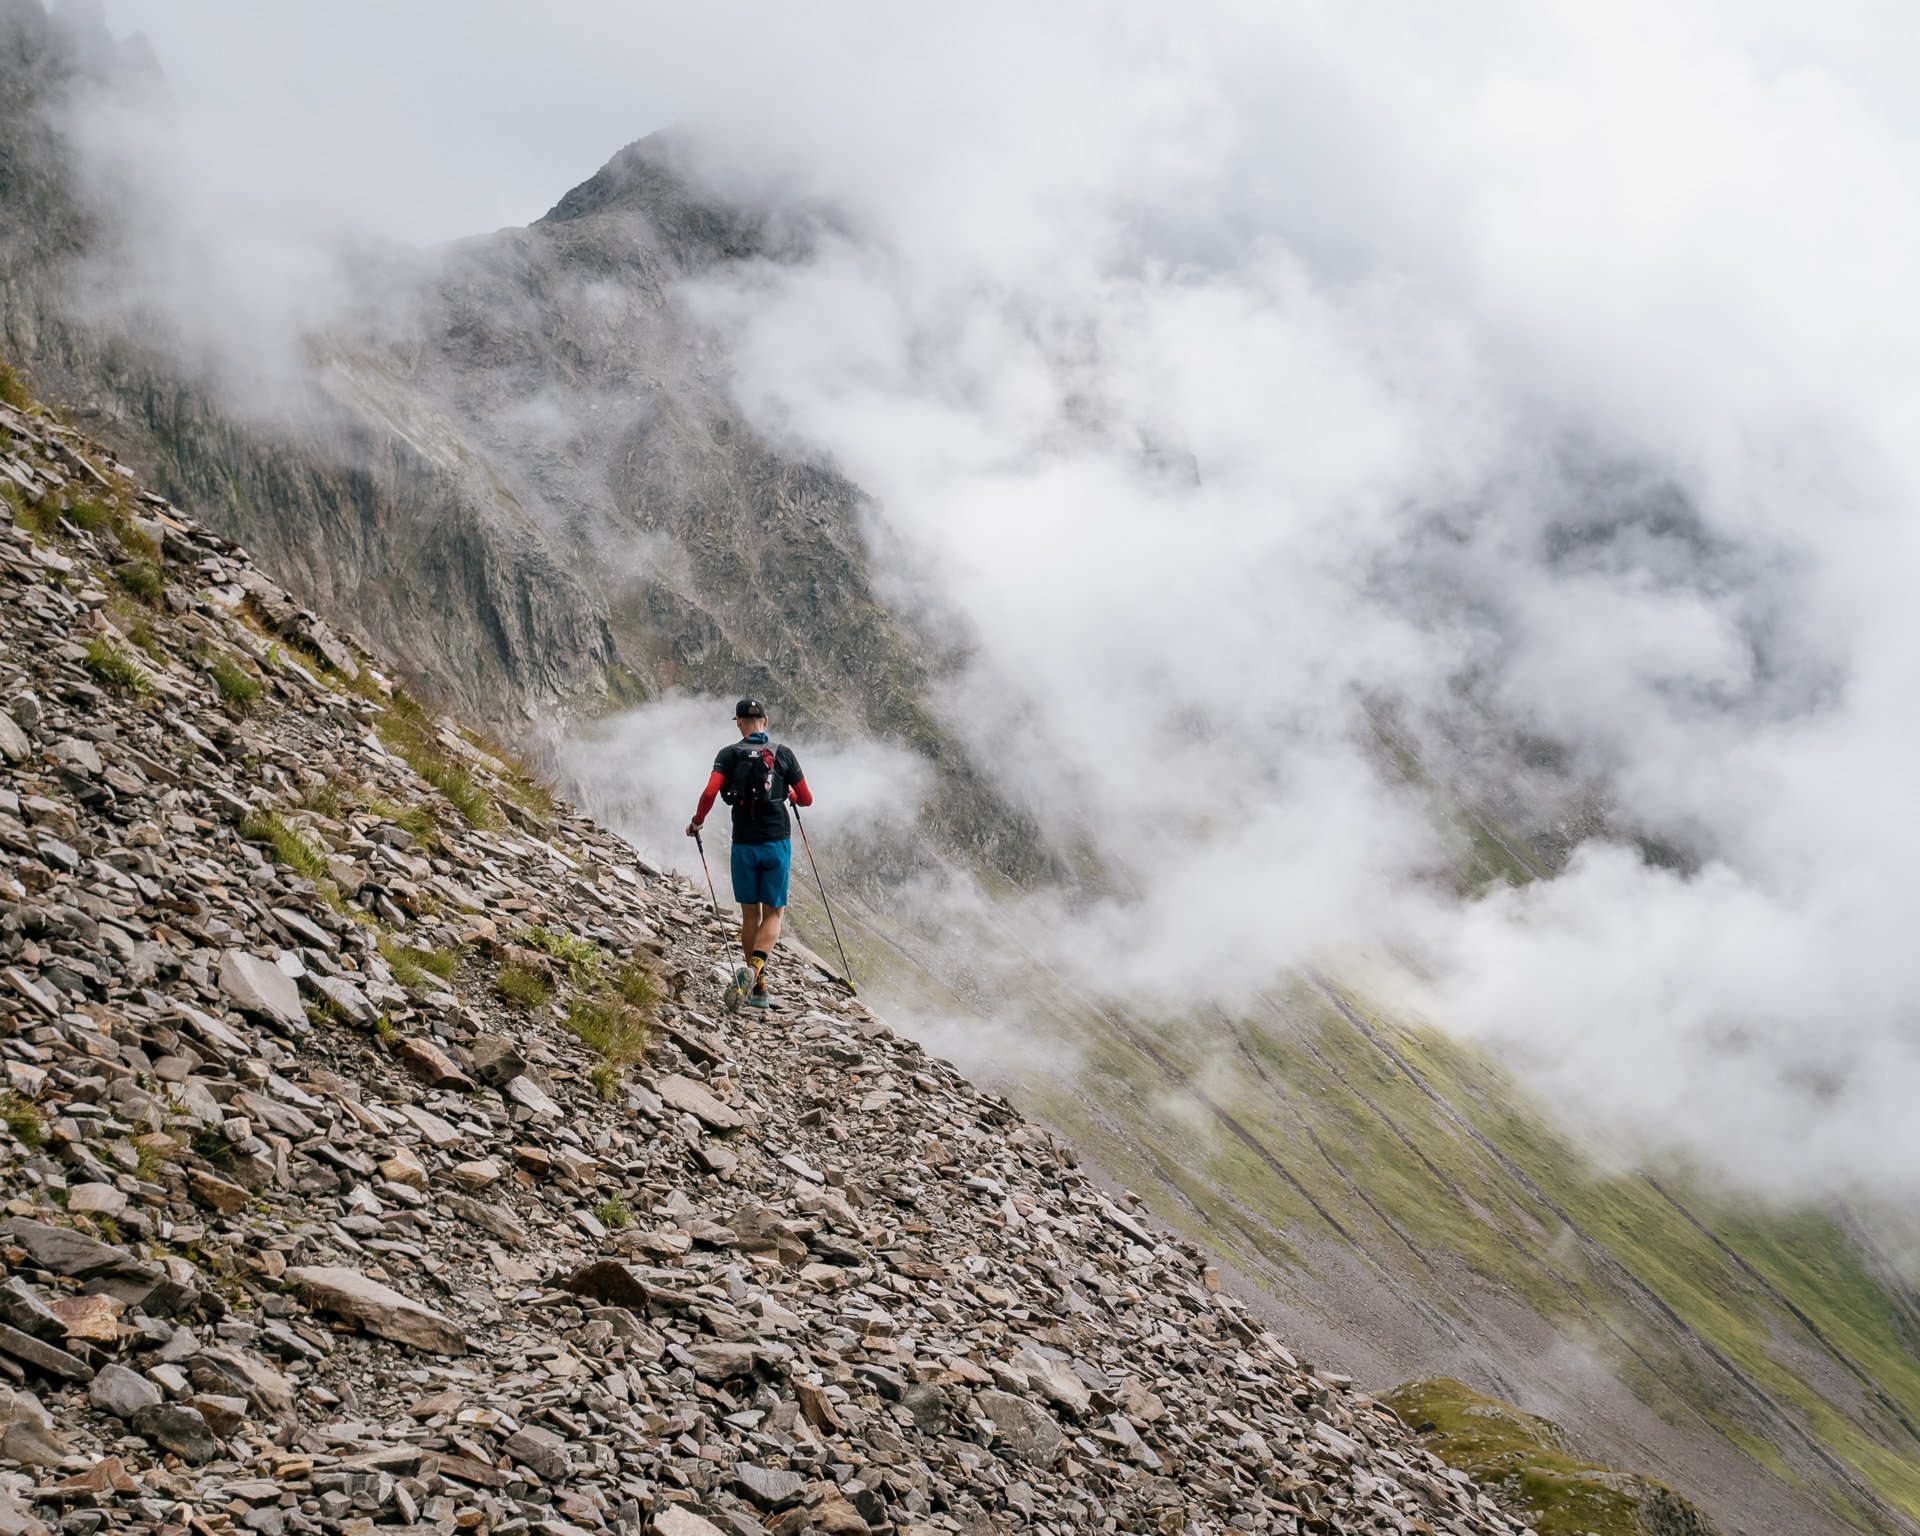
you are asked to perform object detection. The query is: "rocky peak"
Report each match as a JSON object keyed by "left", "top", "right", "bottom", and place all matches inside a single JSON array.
[{"left": 538, "top": 132, "right": 779, "bottom": 269}]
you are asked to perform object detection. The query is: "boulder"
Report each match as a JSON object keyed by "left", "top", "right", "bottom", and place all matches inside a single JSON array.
[
  {"left": 190, "top": 1347, "right": 296, "bottom": 1418},
  {"left": 217, "top": 950, "right": 304, "bottom": 1029},
  {"left": 976, "top": 1389, "right": 1064, "bottom": 1464},
  {"left": 285, "top": 1267, "right": 467, "bottom": 1355},
  {"left": 88, "top": 1363, "right": 161, "bottom": 1419},
  {"left": 0, "top": 1390, "right": 64, "bottom": 1466},
  {"left": 132, "top": 1401, "right": 219, "bottom": 1462},
  {"left": 652, "top": 1508, "right": 728, "bottom": 1536},
  {"left": 0, "top": 1279, "right": 65, "bottom": 1343},
  {"left": 657, "top": 1073, "right": 744, "bottom": 1131},
  {"left": 502, "top": 1424, "right": 570, "bottom": 1481}
]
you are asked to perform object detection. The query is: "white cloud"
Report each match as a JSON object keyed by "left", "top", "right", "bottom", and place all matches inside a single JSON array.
[{"left": 72, "top": 0, "right": 1920, "bottom": 1199}]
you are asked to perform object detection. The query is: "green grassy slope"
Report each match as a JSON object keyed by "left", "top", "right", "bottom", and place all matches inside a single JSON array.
[
  {"left": 1036, "top": 985, "right": 1920, "bottom": 1533},
  {"left": 786, "top": 878, "right": 1920, "bottom": 1535}
]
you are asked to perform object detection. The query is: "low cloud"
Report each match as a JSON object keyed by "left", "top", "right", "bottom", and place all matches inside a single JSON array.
[{"left": 55, "top": 0, "right": 1920, "bottom": 1202}]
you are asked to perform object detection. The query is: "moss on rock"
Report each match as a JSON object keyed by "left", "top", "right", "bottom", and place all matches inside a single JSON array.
[{"left": 1383, "top": 1378, "right": 1719, "bottom": 1536}]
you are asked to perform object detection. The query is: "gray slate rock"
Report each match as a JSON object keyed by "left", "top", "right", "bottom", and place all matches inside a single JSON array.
[
  {"left": 132, "top": 1401, "right": 219, "bottom": 1462},
  {"left": 0, "top": 712, "right": 27, "bottom": 765},
  {"left": 89, "top": 1362, "right": 162, "bottom": 1418},
  {"left": 0, "top": 1217, "right": 188, "bottom": 1311},
  {"left": 732, "top": 1463, "right": 805, "bottom": 1510},
  {"left": 218, "top": 949, "right": 305, "bottom": 1028},
  {"left": 0, "top": 1279, "right": 65, "bottom": 1343},
  {"left": 976, "top": 1389, "right": 1065, "bottom": 1464},
  {"left": 0, "top": 1389, "right": 63, "bottom": 1468},
  {"left": 285, "top": 1266, "right": 467, "bottom": 1355},
  {"left": 502, "top": 1424, "right": 571, "bottom": 1481}
]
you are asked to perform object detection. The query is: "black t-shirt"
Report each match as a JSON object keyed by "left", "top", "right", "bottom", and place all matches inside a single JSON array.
[{"left": 714, "top": 740, "right": 804, "bottom": 844}]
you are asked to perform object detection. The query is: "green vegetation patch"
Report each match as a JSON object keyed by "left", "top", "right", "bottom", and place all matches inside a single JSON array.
[
  {"left": 562, "top": 993, "right": 651, "bottom": 1066},
  {"left": 494, "top": 962, "right": 552, "bottom": 1011},
  {"left": 63, "top": 498, "right": 113, "bottom": 534},
  {"left": 524, "top": 925, "right": 603, "bottom": 989},
  {"left": 83, "top": 637, "right": 149, "bottom": 696},
  {"left": 1, "top": 1094, "right": 45, "bottom": 1148},
  {"left": 615, "top": 961, "right": 661, "bottom": 1011},
  {"left": 1383, "top": 1379, "right": 1709, "bottom": 1536},
  {"left": 0, "top": 360, "right": 29, "bottom": 411},
  {"left": 375, "top": 688, "right": 497, "bottom": 828},
  {"left": 115, "top": 558, "right": 166, "bottom": 605},
  {"left": 238, "top": 811, "right": 331, "bottom": 885},
  {"left": 379, "top": 935, "right": 459, "bottom": 991},
  {"left": 359, "top": 792, "right": 438, "bottom": 847},
  {"left": 209, "top": 655, "right": 262, "bottom": 712}
]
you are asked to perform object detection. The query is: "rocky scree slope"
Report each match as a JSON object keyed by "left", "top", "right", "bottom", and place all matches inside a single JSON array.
[{"left": 0, "top": 410, "right": 1533, "bottom": 1535}]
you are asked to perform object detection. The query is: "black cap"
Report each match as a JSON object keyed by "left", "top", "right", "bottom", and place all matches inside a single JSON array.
[{"left": 735, "top": 698, "right": 766, "bottom": 719}]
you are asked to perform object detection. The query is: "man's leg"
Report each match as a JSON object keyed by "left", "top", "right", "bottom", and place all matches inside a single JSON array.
[
  {"left": 725, "top": 902, "right": 764, "bottom": 1011},
  {"left": 756, "top": 905, "right": 784, "bottom": 954}
]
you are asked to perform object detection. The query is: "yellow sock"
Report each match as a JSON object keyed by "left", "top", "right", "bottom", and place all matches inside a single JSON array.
[{"left": 750, "top": 951, "right": 768, "bottom": 978}]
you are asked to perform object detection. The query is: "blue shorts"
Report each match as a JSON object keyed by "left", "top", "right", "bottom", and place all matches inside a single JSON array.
[{"left": 731, "top": 838, "right": 792, "bottom": 908}]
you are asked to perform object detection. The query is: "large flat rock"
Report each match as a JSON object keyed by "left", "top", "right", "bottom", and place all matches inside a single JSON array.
[
  {"left": 285, "top": 1267, "right": 466, "bottom": 1355},
  {"left": 218, "top": 950, "right": 305, "bottom": 1029},
  {"left": 656, "top": 1072, "right": 743, "bottom": 1131}
]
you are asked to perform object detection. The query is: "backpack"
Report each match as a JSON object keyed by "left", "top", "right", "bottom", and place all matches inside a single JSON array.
[{"left": 720, "top": 742, "right": 787, "bottom": 809}]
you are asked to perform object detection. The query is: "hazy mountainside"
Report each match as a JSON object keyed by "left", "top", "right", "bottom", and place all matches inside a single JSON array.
[
  {"left": 0, "top": 0, "right": 1038, "bottom": 883},
  {"left": 0, "top": 380, "right": 1566, "bottom": 1536},
  {"left": 3, "top": 5, "right": 1920, "bottom": 1535}
]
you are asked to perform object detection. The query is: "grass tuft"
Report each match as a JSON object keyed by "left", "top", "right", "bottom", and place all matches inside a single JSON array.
[
  {"left": 422, "top": 760, "right": 494, "bottom": 827},
  {"left": 375, "top": 688, "right": 497, "bottom": 828},
  {"left": 563, "top": 993, "right": 651, "bottom": 1066},
  {"left": 126, "top": 622, "right": 167, "bottom": 667},
  {"left": 209, "top": 656, "right": 261, "bottom": 712},
  {"left": 589, "top": 1062, "right": 620, "bottom": 1102},
  {"left": 494, "top": 963, "right": 551, "bottom": 1010},
  {"left": 379, "top": 935, "right": 459, "bottom": 991},
  {"left": 0, "top": 360, "right": 29, "bottom": 411},
  {"left": 115, "top": 558, "right": 166, "bottom": 605},
  {"left": 64, "top": 498, "right": 113, "bottom": 534},
  {"left": 525, "top": 926, "right": 602, "bottom": 989},
  {"left": 83, "top": 637, "right": 149, "bottom": 695},
  {"left": 239, "top": 811, "right": 331, "bottom": 884},
  {"left": 1, "top": 1095, "right": 44, "bottom": 1148},
  {"left": 594, "top": 1195, "right": 630, "bottom": 1231},
  {"left": 615, "top": 961, "right": 661, "bottom": 1012},
  {"left": 359, "top": 792, "right": 438, "bottom": 847}
]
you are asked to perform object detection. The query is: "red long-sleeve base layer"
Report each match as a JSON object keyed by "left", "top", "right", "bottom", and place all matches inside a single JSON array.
[{"left": 693, "top": 769, "right": 810, "bottom": 827}]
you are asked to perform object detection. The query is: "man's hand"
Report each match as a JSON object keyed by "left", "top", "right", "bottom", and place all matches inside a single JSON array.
[{"left": 686, "top": 821, "right": 702, "bottom": 838}]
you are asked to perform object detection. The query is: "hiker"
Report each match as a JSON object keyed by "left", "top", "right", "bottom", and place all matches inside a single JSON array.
[{"left": 686, "top": 698, "right": 811, "bottom": 1010}]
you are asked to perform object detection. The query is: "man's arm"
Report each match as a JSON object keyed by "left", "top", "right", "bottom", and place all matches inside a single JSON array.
[
  {"left": 686, "top": 770, "right": 725, "bottom": 836},
  {"left": 781, "top": 746, "right": 813, "bottom": 808}
]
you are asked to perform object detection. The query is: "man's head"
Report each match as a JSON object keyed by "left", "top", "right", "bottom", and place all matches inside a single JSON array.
[{"left": 734, "top": 697, "right": 767, "bottom": 737}]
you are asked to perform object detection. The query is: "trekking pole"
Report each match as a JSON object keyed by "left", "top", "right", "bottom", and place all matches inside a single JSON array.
[
  {"left": 790, "top": 805, "right": 857, "bottom": 995},
  {"left": 692, "top": 829, "right": 722, "bottom": 916}
]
